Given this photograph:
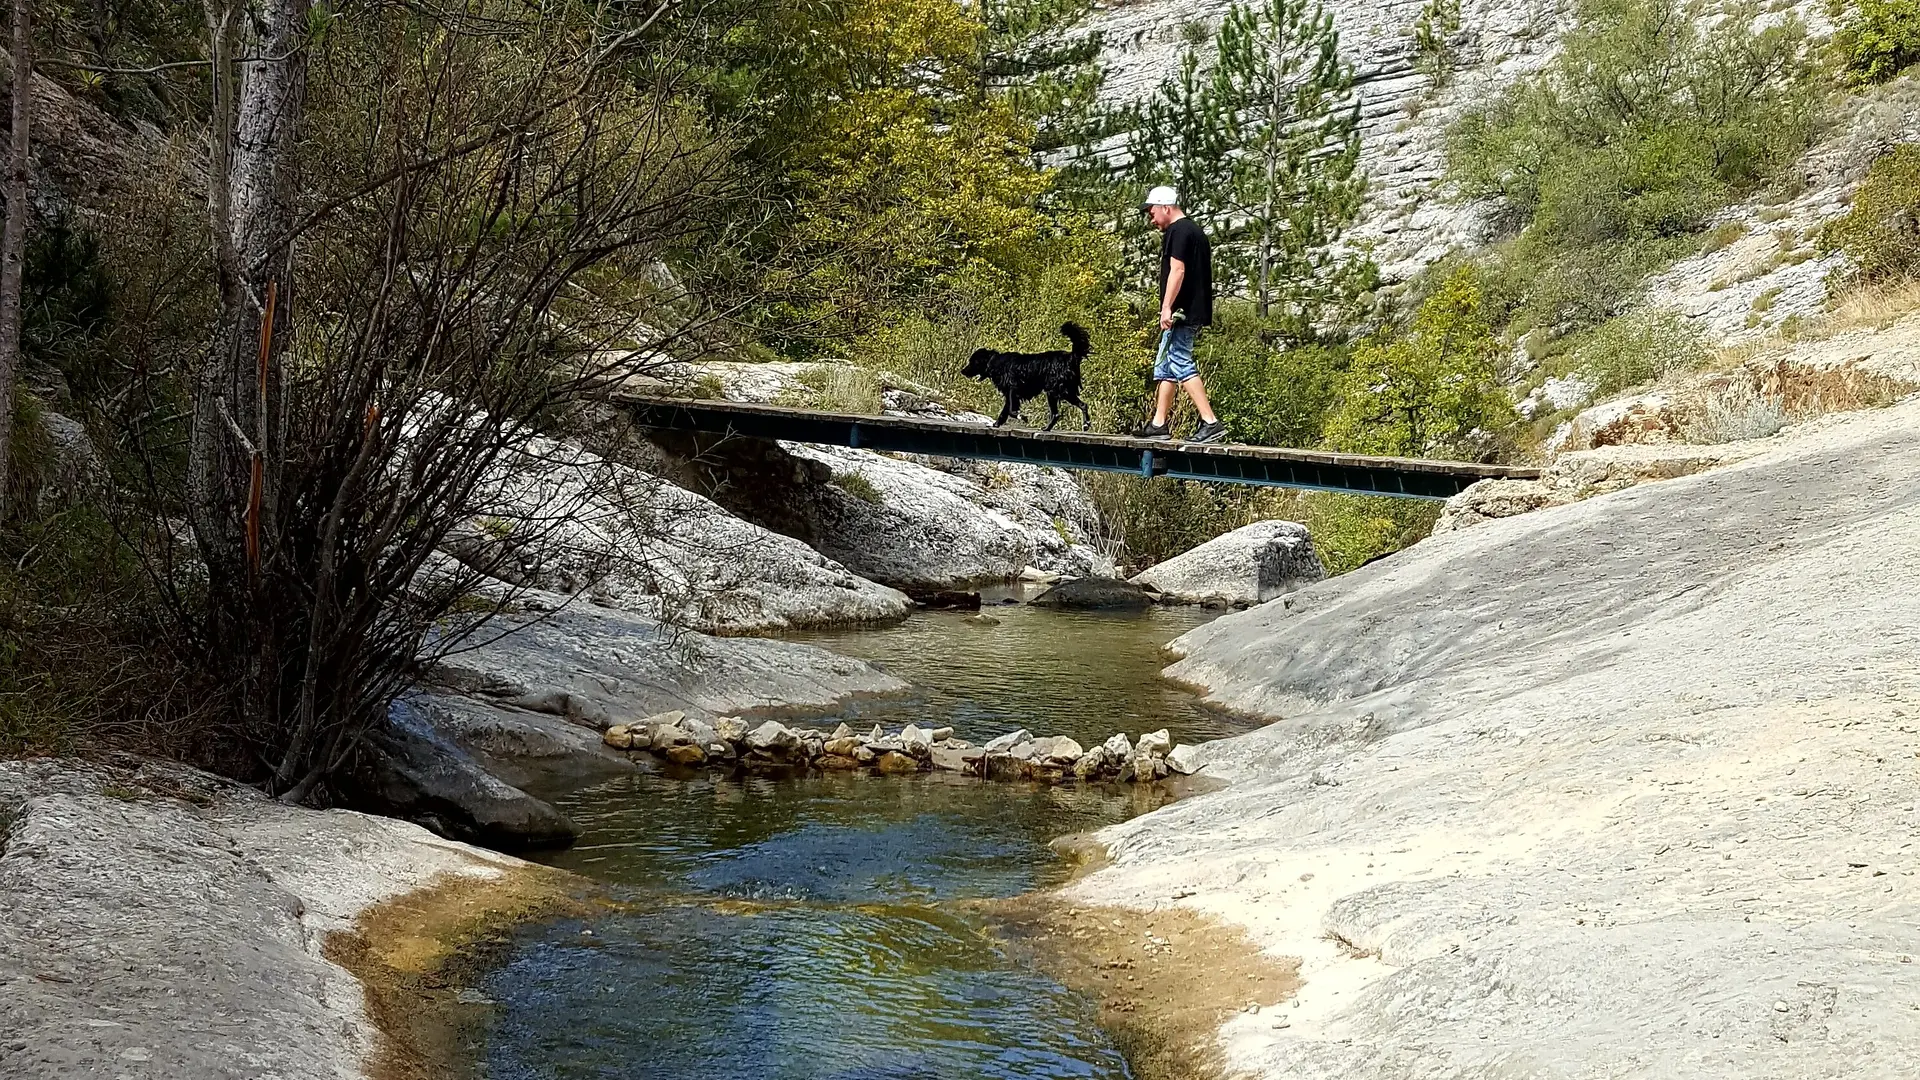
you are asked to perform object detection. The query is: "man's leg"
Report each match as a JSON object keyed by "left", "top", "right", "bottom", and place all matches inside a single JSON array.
[
  {"left": 1151, "top": 380, "right": 1177, "bottom": 427},
  {"left": 1181, "top": 376, "right": 1218, "bottom": 425}
]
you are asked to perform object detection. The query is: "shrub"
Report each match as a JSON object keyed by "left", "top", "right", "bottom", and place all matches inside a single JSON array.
[
  {"left": 832, "top": 471, "right": 886, "bottom": 504},
  {"left": 1836, "top": 0, "right": 1920, "bottom": 84},
  {"left": 1550, "top": 310, "right": 1710, "bottom": 397},
  {"left": 1680, "top": 383, "right": 1786, "bottom": 444},
  {"left": 1082, "top": 476, "right": 1439, "bottom": 576},
  {"left": 1449, "top": 0, "right": 1819, "bottom": 338},
  {"left": 1821, "top": 144, "right": 1920, "bottom": 284},
  {"left": 1323, "top": 265, "right": 1518, "bottom": 459},
  {"left": 1190, "top": 301, "right": 1347, "bottom": 448},
  {"left": 794, "top": 364, "right": 884, "bottom": 414}
]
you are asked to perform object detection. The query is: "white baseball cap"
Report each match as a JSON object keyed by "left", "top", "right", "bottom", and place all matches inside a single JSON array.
[{"left": 1139, "top": 185, "right": 1179, "bottom": 211}]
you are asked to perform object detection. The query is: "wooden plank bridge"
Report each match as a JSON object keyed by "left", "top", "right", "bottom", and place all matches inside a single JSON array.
[{"left": 620, "top": 396, "right": 1540, "bottom": 500}]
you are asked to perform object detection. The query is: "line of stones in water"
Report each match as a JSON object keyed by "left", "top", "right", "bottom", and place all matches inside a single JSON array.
[{"left": 601, "top": 713, "right": 1203, "bottom": 783}]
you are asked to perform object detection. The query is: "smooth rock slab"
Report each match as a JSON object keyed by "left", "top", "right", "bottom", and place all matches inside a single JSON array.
[
  {"left": 1082, "top": 397, "right": 1920, "bottom": 1080},
  {"left": 1131, "top": 520, "right": 1326, "bottom": 607},
  {"left": 0, "top": 758, "right": 531, "bottom": 1080},
  {"left": 343, "top": 698, "right": 575, "bottom": 852}
]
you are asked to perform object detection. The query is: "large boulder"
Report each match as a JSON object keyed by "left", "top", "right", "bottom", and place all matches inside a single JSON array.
[
  {"left": 446, "top": 435, "right": 911, "bottom": 634},
  {"left": 428, "top": 590, "right": 909, "bottom": 725},
  {"left": 342, "top": 699, "right": 576, "bottom": 852},
  {"left": 1029, "top": 576, "right": 1152, "bottom": 610},
  {"left": 1131, "top": 520, "right": 1326, "bottom": 607},
  {"left": 634, "top": 371, "right": 1115, "bottom": 592},
  {"left": 412, "top": 692, "right": 636, "bottom": 793}
]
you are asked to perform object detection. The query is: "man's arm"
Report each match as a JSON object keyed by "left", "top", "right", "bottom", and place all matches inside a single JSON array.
[{"left": 1161, "top": 257, "right": 1186, "bottom": 330}]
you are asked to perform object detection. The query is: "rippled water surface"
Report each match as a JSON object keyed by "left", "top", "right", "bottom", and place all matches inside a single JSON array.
[{"left": 487, "top": 602, "right": 1233, "bottom": 1080}]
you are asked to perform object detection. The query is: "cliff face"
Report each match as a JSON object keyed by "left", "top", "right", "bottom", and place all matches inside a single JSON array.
[
  {"left": 1085, "top": 0, "right": 1575, "bottom": 280},
  {"left": 1079, "top": 0, "right": 1886, "bottom": 340}
]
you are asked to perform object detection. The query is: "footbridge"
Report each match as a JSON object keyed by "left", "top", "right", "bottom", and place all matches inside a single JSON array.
[{"left": 620, "top": 396, "right": 1539, "bottom": 500}]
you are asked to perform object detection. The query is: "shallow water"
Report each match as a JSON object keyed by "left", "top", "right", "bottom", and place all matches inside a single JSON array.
[{"left": 487, "top": 603, "right": 1234, "bottom": 1080}]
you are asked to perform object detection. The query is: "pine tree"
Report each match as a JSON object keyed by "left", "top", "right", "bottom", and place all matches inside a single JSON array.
[
  {"left": 1211, "top": 0, "right": 1368, "bottom": 327},
  {"left": 1123, "top": 0, "right": 1371, "bottom": 333},
  {"left": 1127, "top": 45, "right": 1238, "bottom": 231}
]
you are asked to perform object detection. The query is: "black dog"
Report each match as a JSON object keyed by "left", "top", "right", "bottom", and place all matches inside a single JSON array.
[{"left": 962, "top": 322, "right": 1092, "bottom": 430}]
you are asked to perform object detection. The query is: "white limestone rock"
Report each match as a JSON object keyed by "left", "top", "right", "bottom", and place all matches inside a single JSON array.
[{"left": 1132, "top": 520, "right": 1327, "bottom": 608}]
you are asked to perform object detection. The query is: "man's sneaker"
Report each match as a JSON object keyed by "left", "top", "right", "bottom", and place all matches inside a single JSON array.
[
  {"left": 1132, "top": 420, "right": 1172, "bottom": 440},
  {"left": 1188, "top": 419, "right": 1229, "bottom": 444}
]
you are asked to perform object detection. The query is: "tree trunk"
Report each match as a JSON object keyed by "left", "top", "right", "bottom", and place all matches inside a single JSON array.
[
  {"left": 1256, "top": 9, "right": 1287, "bottom": 321},
  {"left": 0, "top": 0, "right": 31, "bottom": 518},
  {"left": 188, "top": 0, "right": 310, "bottom": 763}
]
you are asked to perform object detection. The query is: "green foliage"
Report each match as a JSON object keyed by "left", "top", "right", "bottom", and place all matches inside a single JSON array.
[
  {"left": 1302, "top": 495, "right": 1442, "bottom": 575},
  {"left": 1453, "top": 2, "right": 1812, "bottom": 253},
  {"left": 979, "top": 0, "right": 1107, "bottom": 157},
  {"left": 1123, "top": 0, "right": 1373, "bottom": 330},
  {"left": 696, "top": 0, "right": 1080, "bottom": 353},
  {"left": 1324, "top": 266, "right": 1517, "bottom": 459},
  {"left": 1412, "top": 0, "right": 1464, "bottom": 85},
  {"left": 1835, "top": 0, "right": 1920, "bottom": 83},
  {"left": 1083, "top": 476, "right": 1438, "bottom": 576},
  {"left": 21, "top": 217, "right": 116, "bottom": 399},
  {"left": 1820, "top": 144, "right": 1920, "bottom": 284},
  {"left": 1547, "top": 309, "right": 1710, "bottom": 399},
  {"left": 832, "top": 472, "right": 887, "bottom": 504},
  {"left": 1192, "top": 302, "right": 1345, "bottom": 447},
  {"left": 0, "top": 507, "right": 214, "bottom": 760},
  {"left": 1446, "top": 0, "right": 1818, "bottom": 349},
  {"left": 793, "top": 365, "right": 885, "bottom": 414},
  {"left": 3, "top": 394, "right": 50, "bottom": 521},
  {"left": 849, "top": 232, "right": 1150, "bottom": 429},
  {"left": 1452, "top": 0, "right": 1816, "bottom": 242}
]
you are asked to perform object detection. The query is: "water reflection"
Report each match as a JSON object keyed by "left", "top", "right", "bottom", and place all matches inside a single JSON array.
[{"left": 792, "top": 600, "right": 1229, "bottom": 747}]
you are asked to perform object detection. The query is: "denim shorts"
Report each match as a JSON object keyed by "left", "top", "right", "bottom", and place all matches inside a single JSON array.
[{"left": 1152, "top": 326, "right": 1199, "bottom": 382}]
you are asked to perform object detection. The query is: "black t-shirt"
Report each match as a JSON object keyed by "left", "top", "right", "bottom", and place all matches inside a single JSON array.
[{"left": 1157, "top": 216, "right": 1213, "bottom": 328}]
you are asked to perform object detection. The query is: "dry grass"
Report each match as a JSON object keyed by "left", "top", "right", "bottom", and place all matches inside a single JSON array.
[{"left": 1815, "top": 277, "right": 1920, "bottom": 338}]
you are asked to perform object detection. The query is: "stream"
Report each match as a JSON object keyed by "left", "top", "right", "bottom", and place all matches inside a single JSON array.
[{"left": 484, "top": 599, "right": 1242, "bottom": 1079}]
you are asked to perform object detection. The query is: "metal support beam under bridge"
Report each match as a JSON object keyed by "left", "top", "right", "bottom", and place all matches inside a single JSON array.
[{"left": 619, "top": 396, "right": 1540, "bottom": 500}]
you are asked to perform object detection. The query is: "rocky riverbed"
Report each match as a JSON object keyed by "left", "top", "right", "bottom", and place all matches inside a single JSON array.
[{"left": 602, "top": 711, "right": 1205, "bottom": 783}]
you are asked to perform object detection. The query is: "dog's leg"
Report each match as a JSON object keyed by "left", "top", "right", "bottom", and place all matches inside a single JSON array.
[
  {"left": 994, "top": 391, "right": 1015, "bottom": 427},
  {"left": 1071, "top": 395, "right": 1091, "bottom": 431},
  {"left": 1044, "top": 393, "right": 1063, "bottom": 431}
]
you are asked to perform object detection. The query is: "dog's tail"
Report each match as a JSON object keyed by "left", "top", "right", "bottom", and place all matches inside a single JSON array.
[{"left": 1061, "top": 321, "right": 1091, "bottom": 364}]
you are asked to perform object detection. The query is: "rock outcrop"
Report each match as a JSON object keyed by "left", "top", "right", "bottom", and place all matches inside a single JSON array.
[
  {"left": 776, "top": 442, "right": 1116, "bottom": 592},
  {"left": 1070, "top": 395, "right": 1920, "bottom": 1079},
  {"left": 0, "top": 757, "right": 542, "bottom": 1080},
  {"left": 1029, "top": 576, "right": 1153, "bottom": 610},
  {"left": 1077, "top": 0, "right": 1844, "bottom": 299},
  {"left": 428, "top": 590, "right": 909, "bottom": 728},
  {"left": 451, "top": 436, "right": 911, "bottom": 634},
  {"left": 1440, "top": 312, "right": 1920, "bottom": 533},
  {"left": 412, "top": 692, "right": 638, "bottom": 793},
  {"left": 629, "top": 360, "right": 1115, "bottom": 593},
  {"left": 340, "top": 699, "right": 577, "bottom": 852},
  {"left": 1132, "top": 520, "right": 1326, "bottom": 607}
]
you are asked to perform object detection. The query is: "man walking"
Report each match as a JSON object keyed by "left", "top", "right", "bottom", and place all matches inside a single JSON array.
[{"left": 1135, "top": 186, "right": 1227, "bottom": 443}]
